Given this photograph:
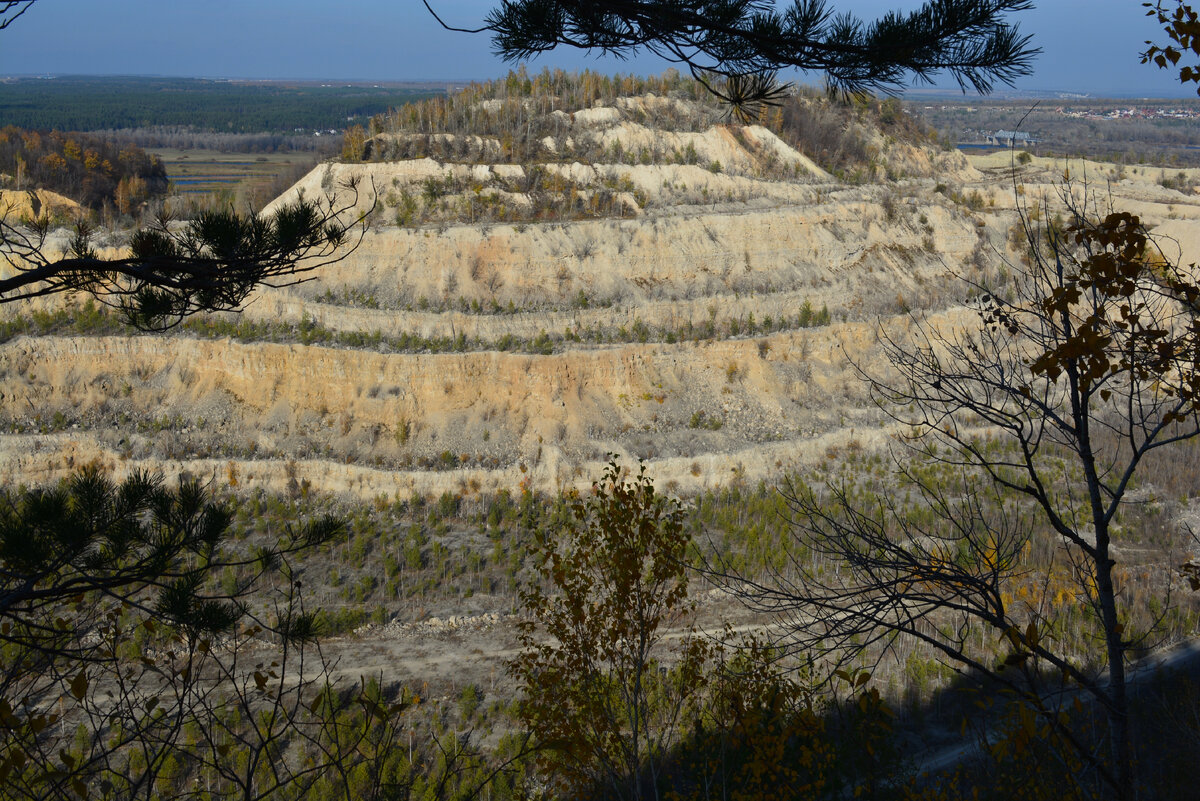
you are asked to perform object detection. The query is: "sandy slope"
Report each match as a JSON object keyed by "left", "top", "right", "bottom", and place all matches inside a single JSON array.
[{"left": 3, "top": 102, "right": 1200, "bottom": 501}]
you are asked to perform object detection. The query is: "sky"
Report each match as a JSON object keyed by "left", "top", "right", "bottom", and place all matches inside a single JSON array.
[{"left": 0, "top": 1, "right": 1193, "bottom": 97}]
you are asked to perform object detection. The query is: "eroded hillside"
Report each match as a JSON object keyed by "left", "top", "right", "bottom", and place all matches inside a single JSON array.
[{"left": 4, "top": 79, "right": 1200, "bottom": 502}]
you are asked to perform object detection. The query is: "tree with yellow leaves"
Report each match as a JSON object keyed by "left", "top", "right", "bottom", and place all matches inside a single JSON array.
[{"left": 510, "top": 459, "right": 710, "bottom": 801}]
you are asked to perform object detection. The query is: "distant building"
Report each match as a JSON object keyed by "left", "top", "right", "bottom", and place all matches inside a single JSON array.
[{"left": 988, "top": 129, "right": 1038, "bottom": 146}]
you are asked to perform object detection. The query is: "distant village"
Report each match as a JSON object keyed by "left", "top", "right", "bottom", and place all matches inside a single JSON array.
[
  {"left": 1056, "top": 105, "right": 1200, "bottom": 121},
  {"left": 913, "top": 100, "right": 1200, "bottom": 153}
]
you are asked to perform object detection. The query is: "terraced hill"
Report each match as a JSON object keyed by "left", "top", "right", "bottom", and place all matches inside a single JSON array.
[{"left": 4, "top": 79, "right": 1200, "bottom": 503}]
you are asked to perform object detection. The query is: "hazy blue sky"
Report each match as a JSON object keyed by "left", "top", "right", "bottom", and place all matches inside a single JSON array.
[{"left": 0, "top": 1, "right": 1192, "bottom": 97}]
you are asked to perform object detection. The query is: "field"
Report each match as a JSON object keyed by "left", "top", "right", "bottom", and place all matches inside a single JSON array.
[{"left": 150, "top": 147, "right": 322, "bottom": 207}]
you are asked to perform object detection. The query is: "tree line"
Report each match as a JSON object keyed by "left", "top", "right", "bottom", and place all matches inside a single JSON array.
[
  {"left": 352, "top": 67, "right": 933, "bottom": 180},
  {"left": 0, "top": 76, "right": 441, "bottom": 134},
  {"left": 95, "top": 127, "right": 339, "bottom": 155}
]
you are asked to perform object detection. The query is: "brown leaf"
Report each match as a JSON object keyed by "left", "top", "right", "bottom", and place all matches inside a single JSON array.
[{"left": 69, "top": 671, "right": 88, "bottom": 701}]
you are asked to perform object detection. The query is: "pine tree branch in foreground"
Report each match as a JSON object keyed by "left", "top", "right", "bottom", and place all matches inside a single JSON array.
[
  {"left": 429, "top": 0, "right": 1038, "bottom": 116},
  {"left": 0, "top": 177, "right": 374, "bottom": 331}
]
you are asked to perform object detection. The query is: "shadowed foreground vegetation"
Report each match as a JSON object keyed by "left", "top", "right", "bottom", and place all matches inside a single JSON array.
[{"left": 2, "top": 437, "right": 1197, "bottom": 799}]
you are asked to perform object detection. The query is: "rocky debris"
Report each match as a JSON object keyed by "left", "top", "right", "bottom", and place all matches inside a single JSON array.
[{"left": 353, "top": 611, "right": 509, "bottom": 639}]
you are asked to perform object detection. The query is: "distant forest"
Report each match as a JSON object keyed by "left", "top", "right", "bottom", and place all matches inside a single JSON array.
[
  {"left": 0, "top": 126, "right": 167, "bottom": 212},
  {"left": 0, "top": 76, "right": 443, "bottom": 134}
]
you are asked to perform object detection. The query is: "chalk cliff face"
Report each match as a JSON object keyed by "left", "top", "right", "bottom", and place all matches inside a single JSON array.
[
  {"left": 257, "top": 192, "right": 984, "bottom": 322},
  {"left": 0, "top": 323, "right": 886, "bottom": 497},
  {"left": 0, "top": 188, "right": 80, "bottom": 220},
  {"left": 4, "top": 93, "right": 1200, "bottom": 499}
]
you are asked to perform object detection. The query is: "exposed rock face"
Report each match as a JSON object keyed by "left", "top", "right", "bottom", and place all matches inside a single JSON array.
[
  {"left": 262, "top": 191, "right": 982, "bottom": 316},
  {"left": 4, "top": 98, "right": 1200, "bottom": 499},
  {"left": 0, "top": 321, "right": 892, "bottom": 497},
  {"left": 0, "top": 188, "right": 80, "bottom": 219}
]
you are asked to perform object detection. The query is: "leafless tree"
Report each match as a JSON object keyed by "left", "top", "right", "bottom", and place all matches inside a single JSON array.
[{"left": 732, "top": 185, "right": 1200, "bottom": 800}]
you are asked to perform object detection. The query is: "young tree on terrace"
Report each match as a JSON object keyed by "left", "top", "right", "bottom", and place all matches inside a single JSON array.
[
  {"left": 510, "top": 460, "right": 710, "bottom": 801},
  {"left": 733, "top": 194, "right": 1200, "bottom": 799},
  {"left": 425, "top": 0, "right": 1038, "bottom": 116}
]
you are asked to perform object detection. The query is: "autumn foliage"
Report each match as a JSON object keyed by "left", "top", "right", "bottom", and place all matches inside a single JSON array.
[
  {"left": 0, "top": 125, "right": 166, "bottom": 212},
  {"left": 510, "top": 459, "right": 709, "bottom": 801}
]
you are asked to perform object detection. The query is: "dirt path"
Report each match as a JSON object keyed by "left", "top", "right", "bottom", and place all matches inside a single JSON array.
[{"left": 913, "top": 638, "right": 1200, "bottom": 778}]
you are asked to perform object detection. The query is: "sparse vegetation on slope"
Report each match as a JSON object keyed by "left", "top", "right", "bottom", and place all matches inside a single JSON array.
[
  {"left": 357, "top": 68, "right": 936, "bottom": 178},
  {"left": 5, "top": 58, "right": 1200, "bottom": 800}
]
